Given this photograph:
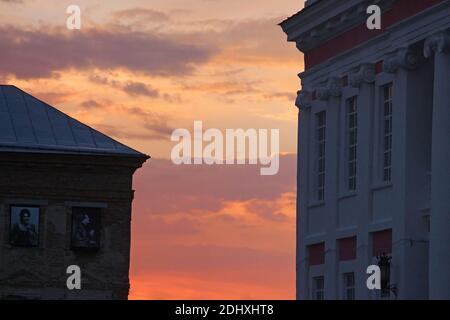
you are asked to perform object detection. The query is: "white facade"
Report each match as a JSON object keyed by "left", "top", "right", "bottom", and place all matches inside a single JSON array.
[{"left": 281, "top": 0, "right": 450, "bottom": 299}]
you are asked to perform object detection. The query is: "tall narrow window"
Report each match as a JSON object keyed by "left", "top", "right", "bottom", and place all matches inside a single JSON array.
[
  {"left": 312, "top": 276, "right": 324, "bottom": 300},
  {"left": 316, "top": 111, "right": 326, "bottom": 201},
  {"left": 343, "top": 272, "right": 355, "bottom": 300},
  {"left": 382, "top": 84, "right": 393, "bottom": 182},
  {"left": 346, "top": 97, "right": 358, "bottom": 191}
]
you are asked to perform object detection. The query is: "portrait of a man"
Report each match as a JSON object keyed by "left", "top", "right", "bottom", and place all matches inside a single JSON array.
[
  {"left": 10, "top": 206, "right": 39, "bottom": 247},
  {"left": 71, "top": 207, "right": 101, "bottom": 249}
]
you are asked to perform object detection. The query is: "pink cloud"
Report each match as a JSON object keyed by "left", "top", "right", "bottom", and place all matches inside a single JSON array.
[{"left": 0, "top": 26, "right": 215, "bottom": 79}]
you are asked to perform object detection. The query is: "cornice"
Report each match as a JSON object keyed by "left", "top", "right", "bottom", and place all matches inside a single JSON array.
[{"left": 280, "top": 0, "right": 394, "bottom": 53}]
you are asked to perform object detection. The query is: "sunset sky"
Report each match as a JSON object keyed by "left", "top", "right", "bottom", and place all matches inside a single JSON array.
[{"left": 0, "top": 0, "right": 305, "bottom": 299}]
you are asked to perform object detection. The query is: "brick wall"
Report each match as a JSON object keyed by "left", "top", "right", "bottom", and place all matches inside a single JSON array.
[{"left": 0, "top": 151, "right": 147, "bottom": 300}]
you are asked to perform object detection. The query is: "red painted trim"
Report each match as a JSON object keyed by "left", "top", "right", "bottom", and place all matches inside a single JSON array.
[
  {"left": 372, "top": 229, "right": 392, "bottom": 256},
  {"left": 338, "top": 236, "right": 357, "bottom": 261},
  {"left": 304, "top": 0, "right": 444, "bottom": 69},
  {"left": 309, "top": 242, "right": 325, "bottom": 266},
  {"left": 375, "top": 60, "right": 384, "bottom": 74}
]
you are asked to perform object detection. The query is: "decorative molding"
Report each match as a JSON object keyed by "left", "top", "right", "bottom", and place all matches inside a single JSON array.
[
  {"left": 295, "top": 90, "right": 312, "bottom": 110},
  {"left": 349, "top": 63, "right": 375, "bottom": 88},
  {"left": 316, "top": 85, "right": 330, "bottom": 101},
  {"left": 328, "top": 77, "right": 342, "bottom": 98},
  {"left": 316, "top": 77, "right": 342, "bottom": 100},
  {"left": 281, "top": 0, "right": 395, "bottom": 53},
  {"left": 383, "top": 47, "right": 422, "bottom": 73},
  {"left": 424, "top": 29, "right": 450, "bottom": 58}
]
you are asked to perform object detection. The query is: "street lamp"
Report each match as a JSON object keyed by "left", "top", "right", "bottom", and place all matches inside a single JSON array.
[{"left": 377, "top": 252, "right": 397, "bottom": 297}]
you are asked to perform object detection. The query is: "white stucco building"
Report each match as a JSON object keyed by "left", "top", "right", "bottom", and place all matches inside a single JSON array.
[{"left": 281, "top": 0, "right": 449, "bottom": 299}]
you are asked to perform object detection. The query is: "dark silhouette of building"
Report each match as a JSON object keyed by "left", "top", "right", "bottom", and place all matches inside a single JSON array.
[{"left": 0, "top": 85, "right": 149, "bottom": 299}]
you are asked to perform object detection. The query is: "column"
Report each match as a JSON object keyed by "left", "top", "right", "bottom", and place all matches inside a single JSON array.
[
  {"left": 349, "top": 63, "right": 376, "bottom": 299},
  {"left": 384, "top": 46, "right": 425, "bottom": 299},
  {"left": 317, "top": 77, "right": 342, "bottom": 299},
  {"left": 424, "top": 29, "right": 450, "bottom": 300},
  {"left": 295, "top": 89, "right": 312, "bottom": 300}
]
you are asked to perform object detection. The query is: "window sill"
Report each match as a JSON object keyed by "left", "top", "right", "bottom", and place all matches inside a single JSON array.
[
  {"left": 371, "top": 182, "right": 393, "bottom": 191},
  {"left": 338, "top": 191, "right": 357, "bottom": 200},
  {"left": 308, "top": 201, "right": 325, "bottom": 209}
]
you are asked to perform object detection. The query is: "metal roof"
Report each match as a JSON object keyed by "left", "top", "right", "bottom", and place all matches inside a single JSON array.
[{"left": 0, "top": 85, "right": 148, "bottom": 158}]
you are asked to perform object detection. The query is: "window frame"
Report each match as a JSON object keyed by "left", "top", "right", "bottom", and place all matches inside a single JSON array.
[
  {"left": 315, "top": 111, "right": 327, "bottom": 201},
  {"left": 372, "top": 72, "right": 395, "bottom": 187},
  {"left": 345, "top": 97, "right": 358, "bottom": 191},
  {"left": 381, "top": 83, "right": 393, "bottom": 182},
  {"left": 342, "top": 272, "right": 355, "bottom": 300},
  {"left": 312, "top": 276, "right": 325, "bottom": 300}
]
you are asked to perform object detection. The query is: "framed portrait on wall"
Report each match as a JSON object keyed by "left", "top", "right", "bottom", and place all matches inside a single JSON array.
[
  {"left": 71, "top": 207, "right": 101, "bottom": 250},
  {"left": 10, "top": 206, "right": 40, "bottom": 247}
]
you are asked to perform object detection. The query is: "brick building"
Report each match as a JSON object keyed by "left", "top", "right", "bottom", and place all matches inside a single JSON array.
[{"left": 0, "top": 85, "right": 149, "bottom": 299}]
